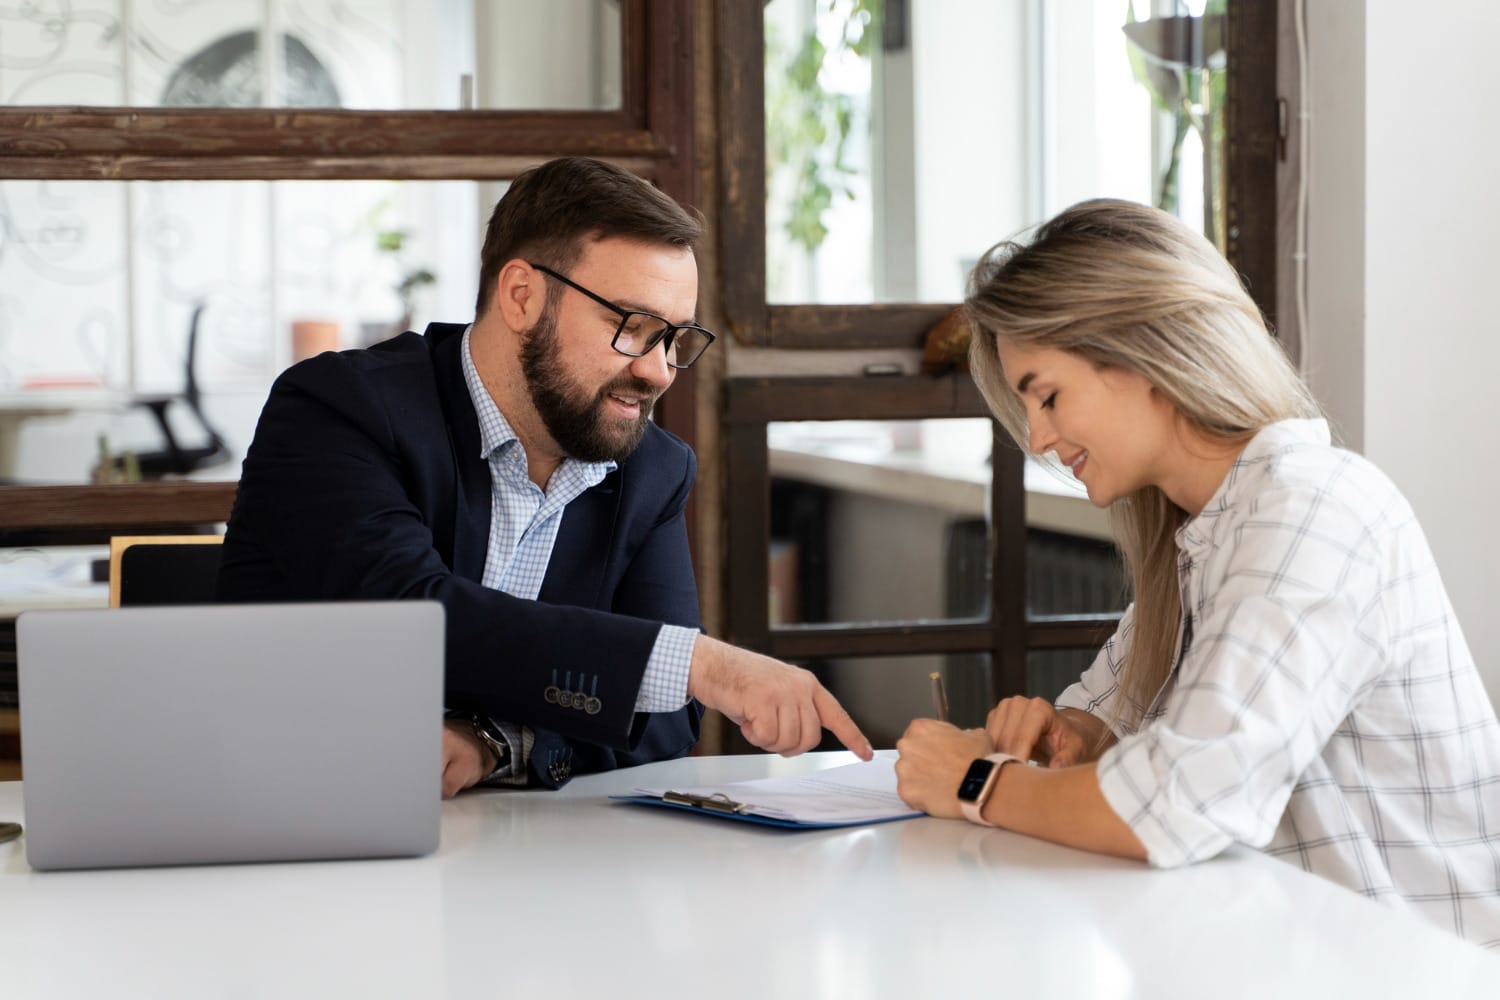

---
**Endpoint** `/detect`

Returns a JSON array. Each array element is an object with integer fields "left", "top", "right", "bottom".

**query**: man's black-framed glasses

[{"left": 529, "top": 263, "right": 717, "bottom": 370}]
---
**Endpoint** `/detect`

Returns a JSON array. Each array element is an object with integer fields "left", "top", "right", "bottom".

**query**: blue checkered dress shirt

[{"left": 459, "top": 328, "right": 697, "bottom": 782}]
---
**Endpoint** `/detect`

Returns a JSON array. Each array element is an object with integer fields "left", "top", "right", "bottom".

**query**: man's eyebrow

[
  {"left": 601, "top": 296, "right": 695, "bottom": 324},
  {"left": 1016, "top": 372, "right": 1036, "bottom": 394},
  {"left": 610, "top": 296, "right": 659, "bottom": 315}
]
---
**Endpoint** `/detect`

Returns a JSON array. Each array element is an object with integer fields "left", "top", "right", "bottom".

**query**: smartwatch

[
  {"left": 466, "top": 715, "right": 512, "bottom": 779},
  {"left": 956, "top": 752, "right": 1021, "bottom": 827}
]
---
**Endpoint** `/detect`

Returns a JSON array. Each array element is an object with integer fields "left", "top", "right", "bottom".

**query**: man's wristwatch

[
  {"left": 956, "top": 752, "right": 1021, "bottom": 827},
  {"left": 466, "top": 715, "right": 512, "bottom": 779}
]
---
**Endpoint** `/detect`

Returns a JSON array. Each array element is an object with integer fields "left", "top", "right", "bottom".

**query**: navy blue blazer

[{"left": 217, "top": 322, "right": 703, "bottom": 786}]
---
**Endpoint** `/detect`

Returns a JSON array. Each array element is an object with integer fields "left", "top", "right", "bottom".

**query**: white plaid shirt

[
  {"left": 460, "top": 328, "right": 697, "bottom": 780},
  {"left": 1058, "top": 419, "right": 1500, "bottom": 948}
]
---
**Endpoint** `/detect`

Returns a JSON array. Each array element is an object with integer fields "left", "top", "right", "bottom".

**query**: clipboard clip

[{"left": 662, "top": 790, "right": 749, "bottom": 815}]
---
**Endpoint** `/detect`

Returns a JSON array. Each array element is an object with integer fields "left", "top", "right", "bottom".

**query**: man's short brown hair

[{"left": 474, "top": 157, "right": 703, "bottom": 318}]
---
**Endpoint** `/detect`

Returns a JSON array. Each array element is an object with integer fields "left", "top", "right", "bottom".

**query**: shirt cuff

[
  {"left": 479, "top": 721, "right": 533, "bottom": 786},
  {"left": 635, "top": 625, "right": 697, "bottom": 713}
]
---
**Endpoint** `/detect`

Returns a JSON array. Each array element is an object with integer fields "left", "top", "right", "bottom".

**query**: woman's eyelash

[{"left": 1040, "top": 392, "right": 1057, "bottom": 410}]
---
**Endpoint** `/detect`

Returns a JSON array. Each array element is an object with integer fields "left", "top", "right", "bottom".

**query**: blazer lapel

[
  {"left": 427, "top": 323, "right": 491, "bottom": 584},
  {"left": 540, "top": 468, "right": 622, "bottom": 609}
]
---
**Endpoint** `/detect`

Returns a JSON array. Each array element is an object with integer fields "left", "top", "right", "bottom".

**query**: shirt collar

[
  {"left": 460, "top": 325, "right": 618, "bottom": 477},
  {"left": 1176, "top": 418, "right": 1330, "bottom": 551}
]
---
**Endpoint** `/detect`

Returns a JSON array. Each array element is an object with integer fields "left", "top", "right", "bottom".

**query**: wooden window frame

[
  {"left": 0, "top": 3, "right": 696, "bottom": 190},
  {"left": 714, "top": 5, "right": 1284, "bottom": 699},
  {"left": 725, "top": 374, "right": 1117, "bottom": 707},
  {"left": 715, "top": 2, "right": 1282, "bottom": 350},
  {"left": 0, "top": 0, "right": 700, "bottom": 542}
]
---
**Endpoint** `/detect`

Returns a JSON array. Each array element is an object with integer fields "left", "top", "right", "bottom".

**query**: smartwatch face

[{"left": 956, "top": 758, "right": 997, "bottom": 803}]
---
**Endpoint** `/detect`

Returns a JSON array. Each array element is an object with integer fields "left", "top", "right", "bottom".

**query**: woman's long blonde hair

[{"left": 966, "top": 199, "right": 1322, "bottom": 729}]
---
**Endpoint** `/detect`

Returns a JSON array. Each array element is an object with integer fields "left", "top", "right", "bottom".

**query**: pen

[{"left": 929, "top": 672, "right": 949, "bottom": 723}]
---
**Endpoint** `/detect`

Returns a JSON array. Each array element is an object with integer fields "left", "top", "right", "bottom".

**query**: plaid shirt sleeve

[
  {"left": 1056, "top": 604, "right": 1137, "bottom": 732},
  {"left": 1096, "top": 483, "right": 1389, "bottom": 868}
]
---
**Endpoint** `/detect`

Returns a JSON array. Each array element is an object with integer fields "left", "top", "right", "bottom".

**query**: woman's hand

[
  {"left": 986, "top": 697, "right": 1093, "bottom": 768},
  {"left": 893, "top": 720, "right": 994, "bottom": 818}
]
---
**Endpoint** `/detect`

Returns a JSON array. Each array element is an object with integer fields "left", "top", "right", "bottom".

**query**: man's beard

[{"left": 520, "top": 307, "right": 657, "bottom": 463}]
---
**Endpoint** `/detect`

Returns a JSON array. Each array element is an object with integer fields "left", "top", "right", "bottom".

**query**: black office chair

[
  {"left": 118, "top": 303, "right": 232, "bottom": 479},
  {"left": 109, "top": 535, "right": 225, "bottom": 607}
]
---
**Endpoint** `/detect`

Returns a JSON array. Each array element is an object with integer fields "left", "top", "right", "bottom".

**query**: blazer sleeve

[
  {"left": 517, "top": 427, "right": 705, "bottom": 785},
  {"left": 219, "top": 351, "right": 665, "bottom": 753},
  {"left": 605, "top": 445, "right": 705, "bottom": 754}
]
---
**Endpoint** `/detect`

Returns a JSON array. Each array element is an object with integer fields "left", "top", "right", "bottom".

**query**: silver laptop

[{"left": 16, "top": 601, "right": 443, "bottom": 870}]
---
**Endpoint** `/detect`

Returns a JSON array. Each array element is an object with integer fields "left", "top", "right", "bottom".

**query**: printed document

[{"left": 622, "top": 757, "right": 920, "bottom": 828}]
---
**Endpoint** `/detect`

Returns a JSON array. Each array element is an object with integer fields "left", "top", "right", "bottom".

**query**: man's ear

[{"left": 494, "top": 259, "right": 545, "bottom": 333}]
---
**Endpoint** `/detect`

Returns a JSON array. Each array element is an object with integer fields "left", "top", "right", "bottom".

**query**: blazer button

[
  {"left": 544, "top": 686, "right": 560, "bottom": 704},
  {"left": 584, "top": 696, "right": 602, "bottom": 715},
  {"left": 557, "top": 689, "right": 574, "bottom": 709}
]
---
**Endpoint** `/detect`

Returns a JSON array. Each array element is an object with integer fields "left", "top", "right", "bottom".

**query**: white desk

[
  {"left": 1, "top": 752, "right": 1496, "bottom": 998},
  {"left": 0, "top": 546, "right": 108, "bottom": 618}
]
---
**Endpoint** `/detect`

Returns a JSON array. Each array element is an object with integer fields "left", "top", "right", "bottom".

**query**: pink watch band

[{"left": 959, "top": 752, "right": 1021, "bottom": 827}]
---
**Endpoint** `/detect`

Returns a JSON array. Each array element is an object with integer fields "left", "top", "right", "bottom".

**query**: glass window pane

[
  {"left": 765, "top": 418, "right": 1123, "bottom": 626},
  {"left": 768, "top": 418, "right": 992, "bottom": 628},
  {"left": 1024, "top": 455, "right": 1128, "bottom": 619},
  {"left": 764, "top": 0, "right": 1226, "bottom": 303},
  {"left": 1027, "top": 647, "right": 1106, "bottom": 704},
  {"left": 0, "top": 1, "right": 622, "bottom": 111},
  {"left": 808, "top": 653, "right": 992, "bottom": 749},
  {"left": 0, "top": 178, "right": 487, "bottom": 484}
]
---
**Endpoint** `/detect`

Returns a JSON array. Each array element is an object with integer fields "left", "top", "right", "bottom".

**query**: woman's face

[{"left": 995, "top": 340, "right": 1179, "bottom": 507}]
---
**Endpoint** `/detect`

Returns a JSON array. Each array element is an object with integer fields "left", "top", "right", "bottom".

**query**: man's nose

[{"left": 628, "top": 336, "right": 675, "bottom": 389}]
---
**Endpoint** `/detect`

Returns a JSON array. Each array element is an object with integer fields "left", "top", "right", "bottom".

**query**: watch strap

[
  {"left": 467, "top": 715, "right": 512, "bottom": 780},
  {"left": 959, "top": 752, "right": 1021, "bottom": 827}
]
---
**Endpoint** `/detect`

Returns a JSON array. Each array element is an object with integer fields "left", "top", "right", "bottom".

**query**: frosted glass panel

[
  {"left": 0, "top": 182, "right": 129, "bottom": 390},
  {"left": 0, "top": 1, "right": 621, "bottom": 110},
  {"left": 0, "top": 178, "right": 487, "bottom": 484}
]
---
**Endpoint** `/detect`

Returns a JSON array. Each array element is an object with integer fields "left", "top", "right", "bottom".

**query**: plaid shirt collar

[{"left": 1178, "top": 418, "right": 1330, "bottom": 552}]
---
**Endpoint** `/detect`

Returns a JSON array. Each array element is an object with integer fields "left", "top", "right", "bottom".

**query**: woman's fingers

[{"left": 986, "top": 696, "right": 1094, "bottom": 766}]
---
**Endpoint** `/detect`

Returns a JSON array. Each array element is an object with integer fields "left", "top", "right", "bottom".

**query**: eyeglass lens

[{"left": 615, "top": 314, "right": 709, "bottom": 368}]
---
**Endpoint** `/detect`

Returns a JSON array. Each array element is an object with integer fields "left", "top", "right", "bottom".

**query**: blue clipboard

[{"left": 610, "top": 789, "right": 921, "bottom": 830}]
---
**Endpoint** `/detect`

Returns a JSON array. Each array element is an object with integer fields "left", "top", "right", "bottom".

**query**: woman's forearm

[{"left": 983, "top": 760, "right": 1147, "bottom": 861}]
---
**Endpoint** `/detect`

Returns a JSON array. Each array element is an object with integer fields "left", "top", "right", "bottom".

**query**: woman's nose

[{"left": 1028, "top": 412, "right": 1056, "bottom": 456}]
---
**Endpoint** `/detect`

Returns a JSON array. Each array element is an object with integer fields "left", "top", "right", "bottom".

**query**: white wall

[{"left": 1305, "top": 1, "right": 1500, "bottom": 708}]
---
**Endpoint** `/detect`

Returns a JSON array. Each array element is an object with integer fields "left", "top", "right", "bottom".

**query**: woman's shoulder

[{"left": 1224, "top": 423, "right": 1415, "bottom": 541}]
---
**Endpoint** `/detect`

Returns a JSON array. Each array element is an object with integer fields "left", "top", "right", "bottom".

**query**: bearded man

[{"left": 218, "top": 157, "right": 870, "bottom": 796}]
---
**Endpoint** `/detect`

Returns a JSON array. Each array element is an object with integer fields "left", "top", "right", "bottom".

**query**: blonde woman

[{"left": 894, "top": 199, "right": 1500, "bottom": 948}]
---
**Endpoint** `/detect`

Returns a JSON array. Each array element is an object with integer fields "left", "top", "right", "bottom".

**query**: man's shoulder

[
  {"left": 293, "top": 325, "right": 452, "bottom": 375},
  {"left": 626, "top": 421, "right": 696, "bottom": 474},
  {"left": 278, "top": 324, "right": 465, "bottom": 399}
]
